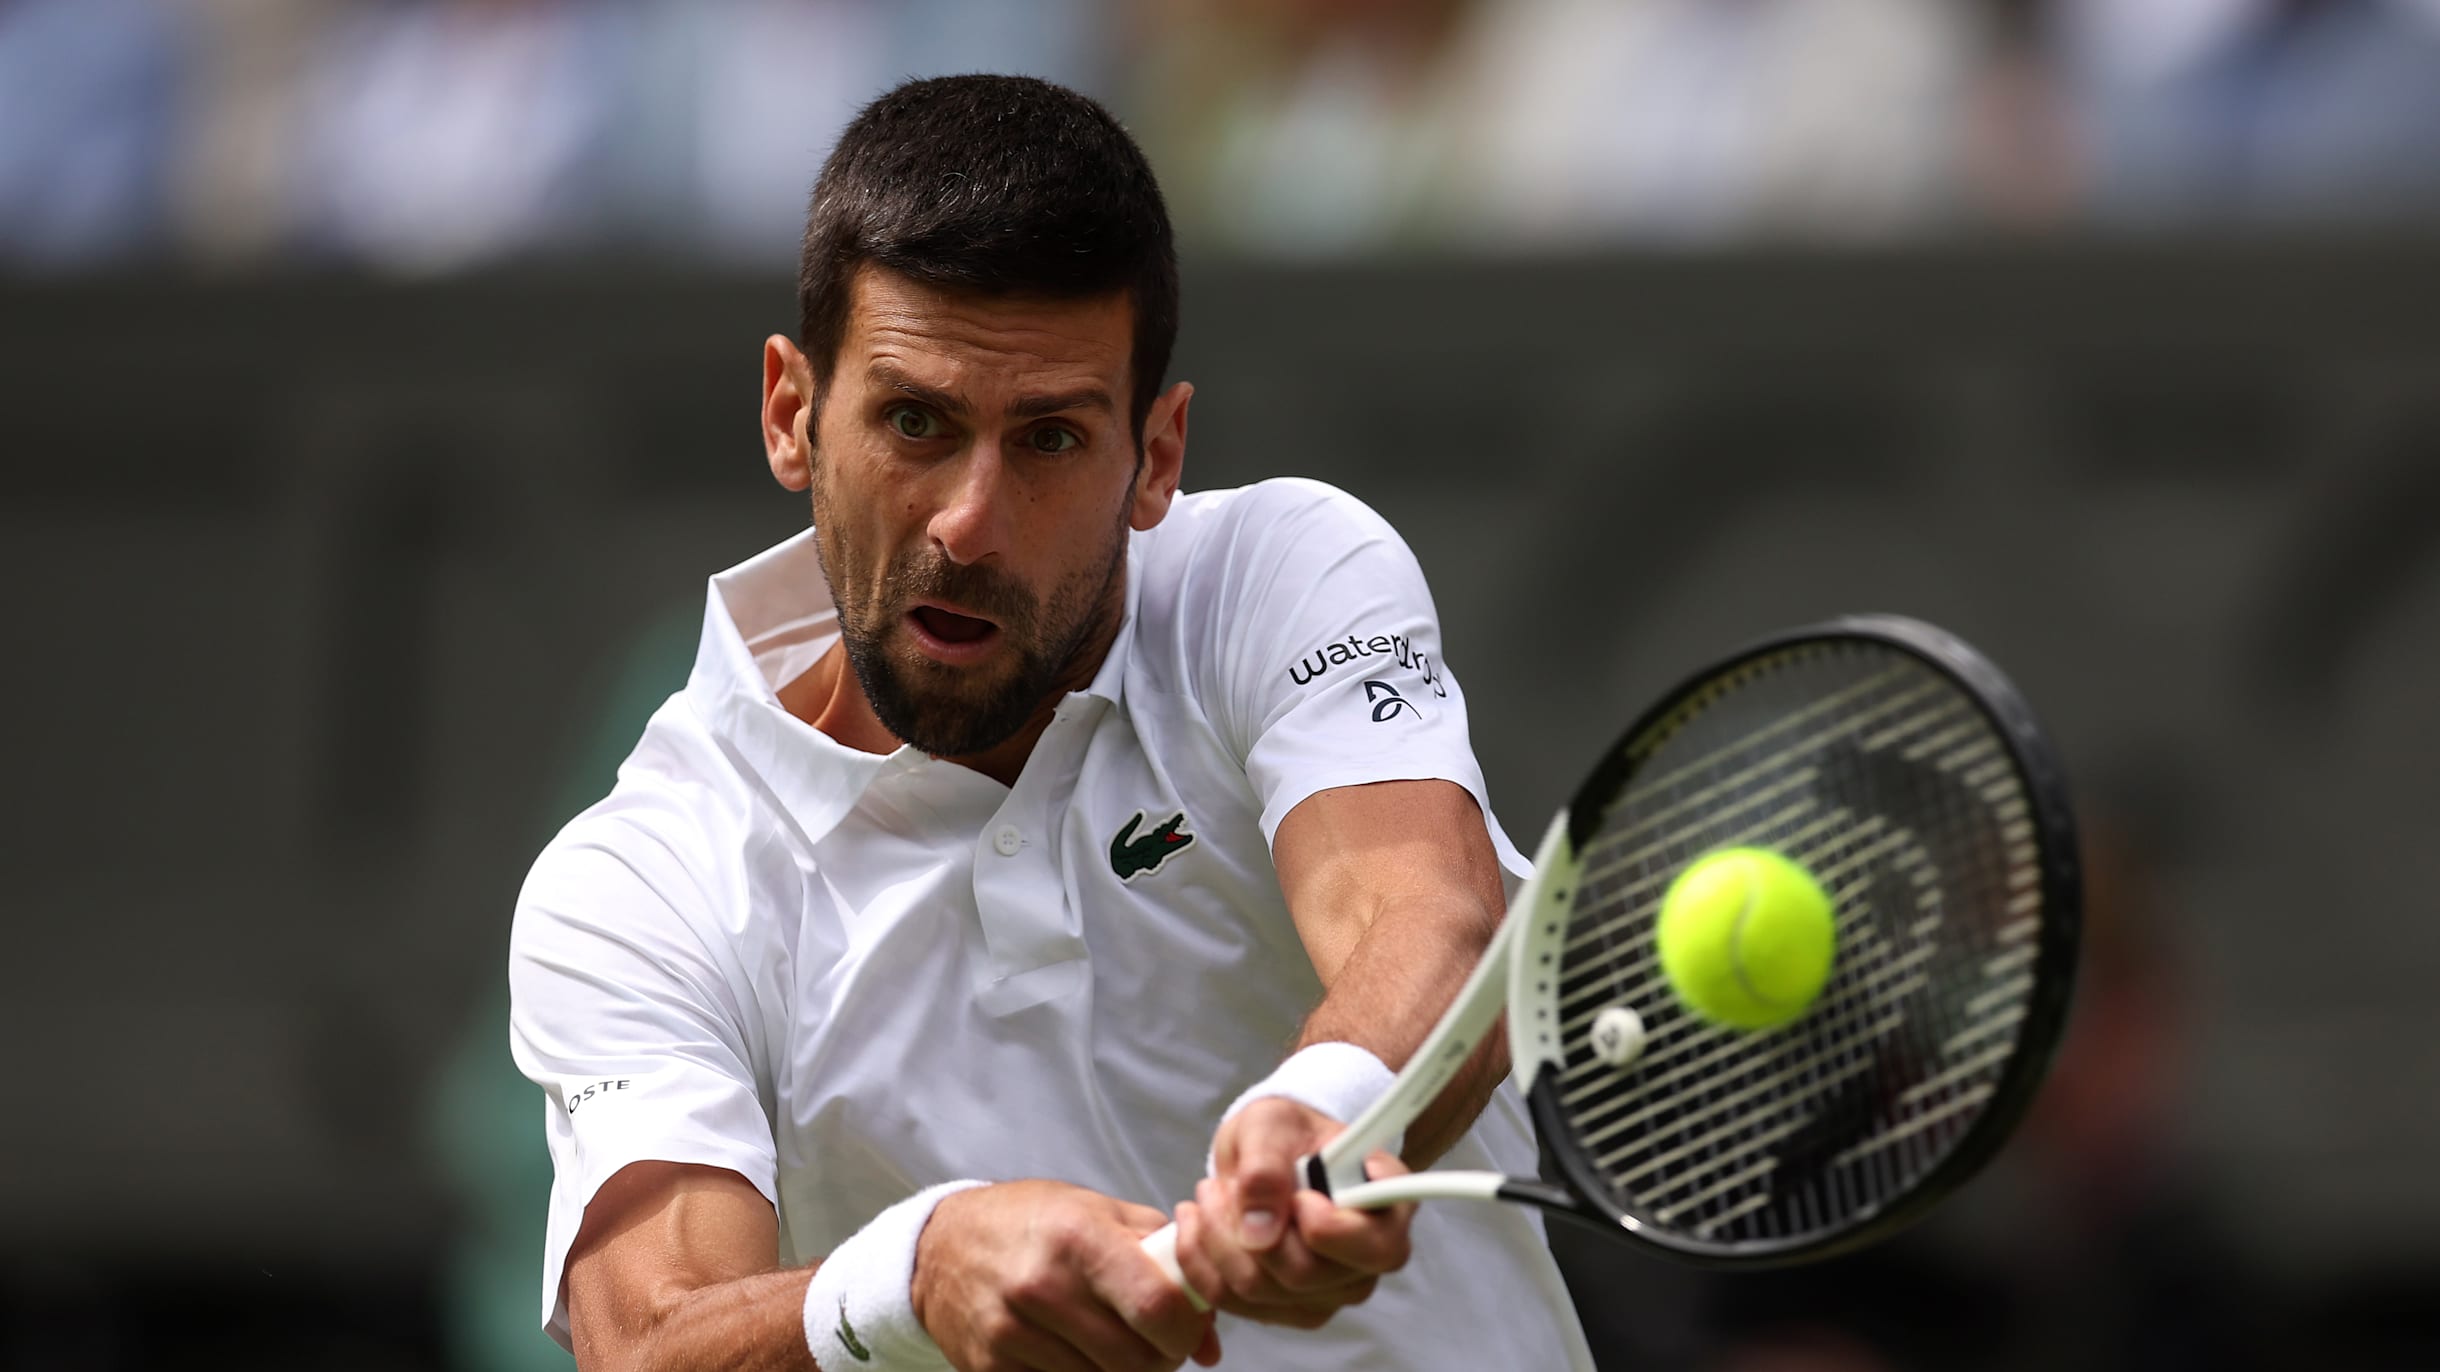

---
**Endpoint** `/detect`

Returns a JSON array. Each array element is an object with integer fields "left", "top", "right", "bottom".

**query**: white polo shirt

[{"left": 509, "top": 477, "right": 1594, "bottom": 1371}]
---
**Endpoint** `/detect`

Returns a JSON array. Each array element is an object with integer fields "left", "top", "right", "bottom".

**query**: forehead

[{"left": 840, "top": 266, "right": 1134, "bottom": 394}]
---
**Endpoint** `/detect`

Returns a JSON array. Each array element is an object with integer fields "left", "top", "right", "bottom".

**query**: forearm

[
  {"left": 577, "top": 1266, "right": 817, "bottom": 1372},
  {"left": 1268, "top": 779, "right": 1515, "bottom": 1167},
  {"left": 1296, "top": 893, "right": 1507, "bottom": 1167}
]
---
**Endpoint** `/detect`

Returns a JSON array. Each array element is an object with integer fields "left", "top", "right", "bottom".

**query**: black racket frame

[{"left": 1513, "top": 614, "right": 2085, "bottom": 1268}]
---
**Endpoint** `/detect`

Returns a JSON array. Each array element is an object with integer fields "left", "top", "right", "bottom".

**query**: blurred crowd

[{"left": 4, "top": 0, "right": 2439, "bottom": 272}]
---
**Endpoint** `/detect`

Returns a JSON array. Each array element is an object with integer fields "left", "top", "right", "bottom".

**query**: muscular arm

[
  {"left": 565, "top": 1163, "right": 812, "bottom": 1372},
  {"left": 1168, "top": 778, "right": 1509, "bottom": 1325},
  {"left": 1272, "top": 776, "right": 1511, "bottom": 1166},
  {"left": 565, "top": 1163, "right": 1212, "bottom": 1372}
]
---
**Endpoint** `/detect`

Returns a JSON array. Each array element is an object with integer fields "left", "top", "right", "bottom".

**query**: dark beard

[{"left": 814, "top": 485, "right": 1130, "bottom": 758}]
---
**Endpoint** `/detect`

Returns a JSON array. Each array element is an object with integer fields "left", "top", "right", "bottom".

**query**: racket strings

[
  {"left": 1544, "top": 642, "right": 2048, "bottom": 1251},
  {"left": 1651, "top": 714, "right": 2002, "bottom": 1233}
]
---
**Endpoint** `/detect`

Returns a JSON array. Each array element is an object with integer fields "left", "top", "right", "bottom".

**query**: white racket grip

[{"left": 1137, "top": 1223, "right": 1209, "bottom": 1311}]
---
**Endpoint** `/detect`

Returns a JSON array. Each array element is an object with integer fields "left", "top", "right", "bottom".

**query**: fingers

[
  {"left": 1171, "top": 1197, "right": 1227, "bottom": 1320},
  {"left": 976, "top": 1321, "right": 1103, "bottom": 1372},
  {"left": 1286, "top": 1191, "right": 1404, "bottom": 1289},
  {"left": 1008, "top": 1279, "right": 1180, "bottom": 1372},
  {"left": 1179, "top": 1147, "right": 1422, "bottom": 1332},
  {"left": 1217, "top": 1097, "right": 1315, "bottom": 1251},
  {"left": 1197, "top": 1099, "right": 1420, "bottom": 1331},
  {"left": 1159, "top": 1208, "right": 1229, "bottom": 1364},
  {"left": 1182, "top": 1177, "right": 1377, "bottom": 1329},
  {"left": 1295, "top": 1151, "right": 1416, "bottom": 1275},
  {"left": 915, "top": 1179, "right": 1212, "bottom": 1372},
  {"left": 1085, "top": 1218, "right": 1215, "bottom": 1364}
]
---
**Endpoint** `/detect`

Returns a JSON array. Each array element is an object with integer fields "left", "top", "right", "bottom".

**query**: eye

[
  {"left": 1029, "top": 426, "right": 1082, "bottom": 454},
  {"left": 887, "top": 405, "right": 941, "bottom": 440}
]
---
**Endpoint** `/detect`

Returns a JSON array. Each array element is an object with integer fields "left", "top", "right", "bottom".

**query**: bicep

[
  {"left": 1270, "top": 778, "right": 1508, "bottom": 988},
  {"left": 512, "top": 831, "right": 783, "bottom": 1346},
  {"left": 565, "top": 1162, "right": 780, "bottom": 1369}
]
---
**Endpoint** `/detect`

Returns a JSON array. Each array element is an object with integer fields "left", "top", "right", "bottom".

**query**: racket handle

[{"left": 1137, "top": 1223, "right": 1210, "bottom": 1312}]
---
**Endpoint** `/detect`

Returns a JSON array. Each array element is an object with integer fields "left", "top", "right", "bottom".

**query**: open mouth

[{"left": 907, "top": 603, "right": 1002, "bottom": 659}]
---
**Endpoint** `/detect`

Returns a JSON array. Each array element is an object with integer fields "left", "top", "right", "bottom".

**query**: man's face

[{"left": 802, "top": 268, "right": 1150, "bottom": 756}]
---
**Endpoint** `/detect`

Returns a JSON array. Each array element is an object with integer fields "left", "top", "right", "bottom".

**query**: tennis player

[{"left": 510, "top": 75, "right": 1593, "bottom": 1372}]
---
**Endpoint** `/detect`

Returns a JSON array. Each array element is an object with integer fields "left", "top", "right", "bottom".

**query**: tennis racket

[{"left": 1144, "top": 614, "right": 2079, "bottom": 1290}]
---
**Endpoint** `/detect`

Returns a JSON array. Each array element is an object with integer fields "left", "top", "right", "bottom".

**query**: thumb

[{"left": 1225, "top": 1097, "right": 1325, "bottom": 1251}]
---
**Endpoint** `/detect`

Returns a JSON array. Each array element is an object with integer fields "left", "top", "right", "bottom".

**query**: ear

[
  {"left": 763, "top": 335, "right": 817, "bottom": 492},
  {"left": 1129, "top": 380, "right": 1192, "bottom": 532}
]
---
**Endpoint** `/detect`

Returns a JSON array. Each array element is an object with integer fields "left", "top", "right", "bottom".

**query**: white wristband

[
  {"left": 1212, "top": 1042, "right": 1399, "bottom": 1172},
  {"left": 804, "top": 1179, "right": 987, "bottom": 1371}
]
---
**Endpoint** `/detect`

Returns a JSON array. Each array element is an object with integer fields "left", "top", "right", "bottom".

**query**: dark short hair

[{"left": 797, "top": 75, "right": 1179, "bottom": 440}]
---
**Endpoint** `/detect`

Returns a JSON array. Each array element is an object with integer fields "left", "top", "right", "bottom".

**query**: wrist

[
  {"left": 803, "top": 1179, "right": 987, "bottom": 1370},
  {"left": 1216, "top": 1041, "right": 1399, "bottom": 1163},
  {"left": 905, "top": 1184, "right": 979, "bottom": 1345}
]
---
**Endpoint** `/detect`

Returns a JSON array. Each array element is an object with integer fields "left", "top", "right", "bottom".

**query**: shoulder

[
  {"left": 1125, "top": 478, "right": 1436, "bottom": 744},
  {"left": 1145, "top": 478, "right": 1403, "bottom": 567},
  {"left": 1135, "top": 478, "right": 1413, "bottom": 620},
  {"left": 512, "top": 697, "right": 765, "bottom": 962}
]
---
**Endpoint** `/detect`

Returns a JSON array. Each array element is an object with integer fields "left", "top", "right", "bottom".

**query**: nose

[{"left": 926, "top": 441, "right": 1014, "bottom": 566}]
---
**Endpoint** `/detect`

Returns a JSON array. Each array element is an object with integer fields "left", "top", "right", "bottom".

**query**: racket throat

[
  {"left": 1303, "top": 1155, "right": 1576, "bottom": 1218},
  {"left": 1302, "top": 1152, "right": 1335, "bottom": 1198},
  {"left": 1491, "top": 1178, "right": 1582, "bottom": 1217}
]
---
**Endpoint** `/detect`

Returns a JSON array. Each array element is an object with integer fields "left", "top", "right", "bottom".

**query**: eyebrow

[{"left": 867, "top": 361, "right": 1114, "bottom": 423}]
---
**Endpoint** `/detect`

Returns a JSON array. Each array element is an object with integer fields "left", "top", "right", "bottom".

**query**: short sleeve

[
  {"left": 1201, "top": 480, "right": 1525, "bottom": 873},
  {"left": 508, "top": 824, "right": 778, "bottom": 1349}
]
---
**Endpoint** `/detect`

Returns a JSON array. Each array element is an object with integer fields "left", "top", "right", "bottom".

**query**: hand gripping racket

[{"left": 1144, "top": 614, "right": 2079, "bottom": 1290}]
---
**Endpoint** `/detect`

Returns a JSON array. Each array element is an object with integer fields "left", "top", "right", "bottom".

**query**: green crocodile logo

[
  {"left": 1110, "top": 810, "right": 1195, "bottom": 881},
  {"left": 836, "top": 1300, "right": 871, "bottom": 1362}
]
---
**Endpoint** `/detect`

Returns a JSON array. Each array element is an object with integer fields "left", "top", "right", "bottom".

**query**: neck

[{"left": 779, "top": 574, "right": 1127, "bottom": 789}]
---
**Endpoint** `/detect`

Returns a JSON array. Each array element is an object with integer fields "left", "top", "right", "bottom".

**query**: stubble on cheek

[
  {"left": 803, "top": 445, "right": 1132, "bottom": 755},
  {"left": 808, "top": 484, "right": 1043, "bottom": 751}
]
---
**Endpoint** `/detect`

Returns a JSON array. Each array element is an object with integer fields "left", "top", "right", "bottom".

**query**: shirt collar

[
  {"left": 1080, "top": 536, "right": 1142, "bottom": 711},
  {"left": 683, "top": 528, "right": 1142, "bottom": 839},
  {"left": 687, "top": 530, "right": 903, "bottom": 842}
]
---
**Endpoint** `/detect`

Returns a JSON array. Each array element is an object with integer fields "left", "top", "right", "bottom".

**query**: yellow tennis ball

[{"left": 1655, "top": 847, "right": 1837, "bottom": 1031}]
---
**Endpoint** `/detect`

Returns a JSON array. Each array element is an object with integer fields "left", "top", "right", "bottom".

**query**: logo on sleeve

[
  {"left": 1363, "top": 680, "right": 1420, "bottom": 722},
  {"left": 565, "top": 1078, "right": 632, "bottom": 1114},
  {"left": 1286, "top": 631, "right": 1447, "bottom": 698},
  {"left": 1110, "top": 810, "right": 1195, "bottom": 881}
]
